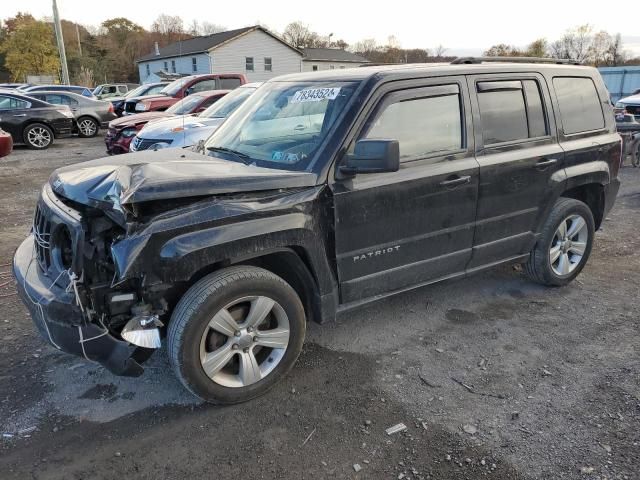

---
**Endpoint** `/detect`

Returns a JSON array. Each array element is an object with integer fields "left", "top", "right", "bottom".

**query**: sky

[{"left": 4, "top": 0, "right": 640, "bottom": 56}]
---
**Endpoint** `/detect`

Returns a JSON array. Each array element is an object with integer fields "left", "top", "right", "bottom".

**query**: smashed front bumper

[{"left": 12, "top": 235, "right": 144, "bottom": 377}]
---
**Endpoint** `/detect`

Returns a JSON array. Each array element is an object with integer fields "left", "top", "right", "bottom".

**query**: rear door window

[
  {"left": 553, "top": 77, "right": 604, "bottom": 134},
  {"left": 0, "top": 96, "right": 30, "bottom": 110},
  {"left": 477, "top": 79, "right": 549, "bottom": 145},
  {"left": 218, "top": 78, "right": 242, "bottom": 89},
  {"left": 191, "top": 79, "right": 217, "bottom": 93}
]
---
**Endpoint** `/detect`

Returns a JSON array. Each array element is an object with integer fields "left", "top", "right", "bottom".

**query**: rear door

[
  {"left": 331, "top": 77, "right": 479, "bottom": 303},
  {"left": 466, "top": 73, "right": 565, "bottom": 269}
]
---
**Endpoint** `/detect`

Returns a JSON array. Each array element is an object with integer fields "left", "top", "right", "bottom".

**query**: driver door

[{"left": 331, "top": 78, "right": 479, "bottom": 304}]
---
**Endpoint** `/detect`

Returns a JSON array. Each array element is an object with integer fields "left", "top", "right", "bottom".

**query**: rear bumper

[
  {"left": 12, "top": 235, "right": 144, "bottom": 377},
  {"left": 52, "top": 118, "right": 74, "bottom": 138}
]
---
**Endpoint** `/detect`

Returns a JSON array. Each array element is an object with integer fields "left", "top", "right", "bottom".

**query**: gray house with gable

[{"left": 136, "top": 26, "right": 303, "bottom": 83}]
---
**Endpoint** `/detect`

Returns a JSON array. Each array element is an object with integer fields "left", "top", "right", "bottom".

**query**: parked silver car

[
  {"left": 130, "top": 83, "right": 261, "bottom": 152},
  {"left": 26, "top": 91, "right": 117, "bottom": 137}
]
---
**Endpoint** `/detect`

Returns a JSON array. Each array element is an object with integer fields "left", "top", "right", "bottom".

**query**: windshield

[
  {"left": 160, "top": 78, "right": 190, "bottom": 96},
  {"left": 200, "top": 87, "right": 256, "bottom": 119},
  {"left": 204, "top": 81, "right": 358, "bottom": 170},
  {"left": 166, "top": 94, "right": 206, "bottom": 115},
  {"left": 126, "top": 84, "right": 160, "bottom": 98}
]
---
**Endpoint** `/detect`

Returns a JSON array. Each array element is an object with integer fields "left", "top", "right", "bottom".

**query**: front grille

[
  {"left": 624, "top": 104, "right": 640, "bottom": 116},
  {"left": 32, "top": 186, "right": 84, "bottom": 287},
  {"left": 33, "top": 203, "right": 52, "bottom": 272},
  {"left": 132, "top": 137, "right": 171, "bottom": 151}
]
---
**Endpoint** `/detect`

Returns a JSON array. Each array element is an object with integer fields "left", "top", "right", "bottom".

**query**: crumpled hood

[
  {"left": 49, "top": 150, "right": 318, "bottom": 224},
  {"left": 109, "top": 112, "right": 172, "bottom": 129},
  {"left": 138, "top": 115, "right": 225, "bottom": 140}
]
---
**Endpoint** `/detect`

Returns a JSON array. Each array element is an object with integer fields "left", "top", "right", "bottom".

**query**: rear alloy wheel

[
  {"left": 168, "top": 266, "right": 306, "bottom": 404},
  {"left": 524, "top": 197, "right": 595, "bottom": 286},
  {"left": 549, "top": 214, "right": 589, "bottom": 277},
  {"left": 23, "top": 123, "right": 53, "bottom": 149},
  {"left": 77, "top": 117, "right": 99, "bottom": 138}
]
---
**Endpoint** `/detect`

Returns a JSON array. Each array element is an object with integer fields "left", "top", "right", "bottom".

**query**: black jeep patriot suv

[{"left": 13, "top": 59, "right": 621, "bottom": 404}]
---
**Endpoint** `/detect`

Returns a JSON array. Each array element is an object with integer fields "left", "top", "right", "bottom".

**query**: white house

[
  {"left": 136, "top": 26, "right": 303, "bottom": 83},
  {"left": 301, "top": 48, "right": 370, "bottom": 72}
]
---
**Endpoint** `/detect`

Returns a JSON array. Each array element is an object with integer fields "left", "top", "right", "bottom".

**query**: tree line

[
  {"left": 1, "top": 14, "right": 638, "bottom": 86},
  {"left": 484, "top": 25, "right": 637, "bottom": 66}
]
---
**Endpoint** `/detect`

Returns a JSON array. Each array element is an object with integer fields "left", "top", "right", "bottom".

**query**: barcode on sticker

[{"left": 291, "top": 87, "right": 341, "bottom": 103}]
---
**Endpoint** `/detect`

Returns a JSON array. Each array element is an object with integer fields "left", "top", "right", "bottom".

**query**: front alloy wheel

[
  {"left": 168, "top": 266, "right": 306, "bottom": 404},
  {"left": 199, "top": 296, "right": 290, "bottom": 387}
]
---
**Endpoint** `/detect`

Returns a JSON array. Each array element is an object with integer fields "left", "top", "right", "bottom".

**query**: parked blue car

[{"left": 19, "top": 84, "right": 96, "bottom": 98}]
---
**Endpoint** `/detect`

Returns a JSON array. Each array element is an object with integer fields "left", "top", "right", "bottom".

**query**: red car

[
  {"left": 105, "top": 90, "right": 229, "bottom": 154},
  {"left": 0, "top": 128, "right": 13, "bottom": 158},
  {"left": 122, "top": 74, "right": 246, "bottom": 115}
]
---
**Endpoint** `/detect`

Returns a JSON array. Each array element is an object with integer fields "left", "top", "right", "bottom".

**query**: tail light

[{"left": 108, "top": 103, "right": 114, "bottom": 113}]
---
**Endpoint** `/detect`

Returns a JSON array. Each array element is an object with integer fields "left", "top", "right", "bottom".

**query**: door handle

[
  {"left": 439, "top": 175, "right": 471, "bottom": 188},
  {"left": 293, "top": 125, "right": 306, "bottom": 131},
  {"left": 535, "top": 158, "right": 558, "bottom": 169},
  {"left": 13, "top": 114, "right": 26, "bottom": 117}
]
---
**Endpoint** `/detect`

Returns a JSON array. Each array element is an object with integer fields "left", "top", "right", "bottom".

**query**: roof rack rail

[{"left": 451, "top": 56, "right": 582, "bottom": 66}]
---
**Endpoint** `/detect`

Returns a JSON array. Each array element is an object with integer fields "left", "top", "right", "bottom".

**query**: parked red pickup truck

[{"left": 122, "top": 74, "right": 246, "bottom": 115}]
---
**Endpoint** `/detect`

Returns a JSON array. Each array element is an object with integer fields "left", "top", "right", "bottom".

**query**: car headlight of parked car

[
  {"left": 135, "top": 103, "right": 148, "bottom": 112},
  {"left": 120, "top": 128, "right": 138, "bottom": 138}
]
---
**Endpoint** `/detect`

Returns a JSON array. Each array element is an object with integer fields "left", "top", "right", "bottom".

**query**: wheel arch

[
  {"left": 184, "top": 247, "right": 327, "bottom": 325},
  {"left": 561, "top": 162, "right": 610, "bottom": 230}
]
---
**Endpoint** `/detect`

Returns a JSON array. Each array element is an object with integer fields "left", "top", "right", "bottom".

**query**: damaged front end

[
  {"left": 12, "top": 182, "right": 165, "bottom": 376},
  {"left": 13, "top": 150, "right": 320, "bottom": 376}
]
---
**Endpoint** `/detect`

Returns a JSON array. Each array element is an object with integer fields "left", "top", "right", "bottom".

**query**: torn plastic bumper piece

[{"left": 12, "top": 235, "right": 144, "bottom": 377}]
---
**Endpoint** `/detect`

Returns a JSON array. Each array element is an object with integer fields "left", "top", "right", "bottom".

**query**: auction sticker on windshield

[{"left": 291, "top": 87, "right": 341, "bottom": 103}]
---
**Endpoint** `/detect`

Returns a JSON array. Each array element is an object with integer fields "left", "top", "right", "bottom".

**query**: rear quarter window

[{"left": 553, "top": 77, "right": 605, "bottom": 135}]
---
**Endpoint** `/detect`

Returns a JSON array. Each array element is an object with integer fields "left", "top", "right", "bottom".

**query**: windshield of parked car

[
  {"left": 125, "top": 84, "right": 161, "bottom": 98},
  {"left": 166, "top": 94, "right": 207, "bottom": 115},
  {"left": 160, "top": 78, "right": 190, "bottom": 96},
  {"left": 200, "top": 87, "right": 256, "bottom": 119},
  {"left": 204, "top": 81, "right": 358, "bottom": 171}
]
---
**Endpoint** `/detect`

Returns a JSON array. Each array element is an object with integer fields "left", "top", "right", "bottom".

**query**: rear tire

[
  {"left": 524, "top": 197, "right": 595, "bottom": 286},
  {"left": 167, "top": 266, "right": 306, "bottom": 404},
  {"left": 23, "top": 123, "right": 53, "bottom": 150}
]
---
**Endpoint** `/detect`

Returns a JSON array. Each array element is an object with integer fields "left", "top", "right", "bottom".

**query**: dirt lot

[{"left": 0, "top": 137, "right": 638, "bottom": 480}]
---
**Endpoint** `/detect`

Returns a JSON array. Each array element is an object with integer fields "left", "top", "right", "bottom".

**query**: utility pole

[
  {"left": 52, "top": 0, "right": 70, "bottom": 85},
  {"left": 75, "top": 23, "right": 82, "bottom": 56}
]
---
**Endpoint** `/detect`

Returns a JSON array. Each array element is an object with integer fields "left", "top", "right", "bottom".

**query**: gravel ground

[{"left": 0, "top": 137, "right": 638, "bottom": 480}]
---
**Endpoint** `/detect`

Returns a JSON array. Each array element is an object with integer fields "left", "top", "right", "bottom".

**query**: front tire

[
  {"left": 23, "top": 123, "right": 53, "bottom": 149},
  {"left": 167, "top": 266, "right": 306, "bottom": 404},
  {"left": 77, "top": 116, "right": 99, "bottom": 138},
  {"left": 525, "top": 197, "right": 595, "bottom": 286}
]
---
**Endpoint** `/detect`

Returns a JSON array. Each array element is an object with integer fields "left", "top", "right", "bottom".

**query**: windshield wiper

[{"left": 207, "top": 146, "right": 253, "bottom": 165}]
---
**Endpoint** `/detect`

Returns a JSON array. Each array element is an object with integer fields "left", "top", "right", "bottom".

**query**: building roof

[
  {"left": 137, "top": 26, "right": 301, "bottom": 63},
  {"left": 301, "top": 48, "right": 370, "bottom": 63}
]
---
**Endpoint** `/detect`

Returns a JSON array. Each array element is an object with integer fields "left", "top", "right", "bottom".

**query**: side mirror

[
  {"left": 184, "top": 88, "right": 192, "bottom": 97},
  {"left": 340, "top": 139, "right": 400, "bottom": 175}
]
